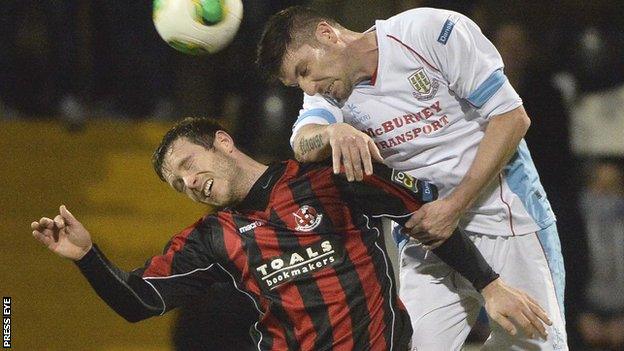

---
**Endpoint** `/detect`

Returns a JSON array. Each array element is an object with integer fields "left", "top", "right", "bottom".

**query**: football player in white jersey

[{"left": 257, "top": 6, "right": 568, "bottom": 350}]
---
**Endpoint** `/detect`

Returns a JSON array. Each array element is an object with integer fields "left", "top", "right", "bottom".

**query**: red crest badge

[{"left": 293, "top": 205, "right": 323, "bottom": 232}]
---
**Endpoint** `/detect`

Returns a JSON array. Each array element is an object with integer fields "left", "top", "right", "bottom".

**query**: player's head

[
  {"left": 152, "top": 117, "right": 245, "bottom": 207},
  {"left": 257, "top": 6, "right": 357, "bottom": 104}
]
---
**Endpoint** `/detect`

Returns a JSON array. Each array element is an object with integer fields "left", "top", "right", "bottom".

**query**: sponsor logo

[
  {"left": 293, "top": 205, "right": 323, "bottom": 232},
  {"left": 392, "top": 170, "right": 420, "bottom": 194},
  {"left": 437, "top": 19, "right": 455, "bottom": 44},
  {"left": 391, "top": 170, "right": 437, "bottom": 202},
  {"left": 239, "top": 220, "right": 264, "bottom": 234},
  {"left": 254, "top": 240, "right": 343, "bottom": 290},
  {"left": 408, "top": 68, "right": 439, "bottom": 101},
  {"left": 346, "top": 103, "right": 371, "bottom": 124}
]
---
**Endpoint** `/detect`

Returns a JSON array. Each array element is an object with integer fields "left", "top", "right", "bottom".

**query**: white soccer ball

[{"left": 153, "top": 0, "right": 243, "bottom": 55}]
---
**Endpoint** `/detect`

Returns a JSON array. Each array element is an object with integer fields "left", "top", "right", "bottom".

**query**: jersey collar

[{"left": 235, "top": 162, "right": 287, "bottom": 212}]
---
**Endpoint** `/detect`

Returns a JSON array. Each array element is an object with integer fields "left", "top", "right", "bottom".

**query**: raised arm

[
  {"left": 293, "top": 122, "right": 382, "bottom": 181},
  {"left": 31, "top": 207, "right": 222, "bottom": 323},
  {"left": 31, "top": 205, "right": 162, "bottom": 322}
]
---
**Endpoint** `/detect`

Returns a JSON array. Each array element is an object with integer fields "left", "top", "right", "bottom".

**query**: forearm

[
  {"left": 448, "top": 106, "right": 530, "bottom": 211},
  {"left": 75, "top": 244, "right": 163, "bottom": 322},
  {"left": 293, "top": 124, "right": 333, "bottom": 162},
  {"left": 432, "top": 229, "right": 499, "bottom": 291}
]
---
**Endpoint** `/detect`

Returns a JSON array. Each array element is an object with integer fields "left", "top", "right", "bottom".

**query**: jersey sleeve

[
  {"left": 332, "top": 164, "right": 499, "bottom": 291},
  {"left": 332, "top": 163, "right": 437, "bottom": 224},
  {"left": 290, "top": 93, "right": 345, "bottom": 148},
  {"left": 74, "top": 220, "right": 229, "bottom": 322},
  {"left": 397, "top": 8, "right": 522, "bottom": 118}
]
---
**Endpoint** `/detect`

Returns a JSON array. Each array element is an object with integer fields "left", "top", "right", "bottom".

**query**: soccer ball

[{"left": 153, "top": 0, "right": 243, "bottom": 55}]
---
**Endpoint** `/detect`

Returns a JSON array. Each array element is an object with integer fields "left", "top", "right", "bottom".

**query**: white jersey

[{"left": 291, "top": 8, "right": 555, "bottom": 236}]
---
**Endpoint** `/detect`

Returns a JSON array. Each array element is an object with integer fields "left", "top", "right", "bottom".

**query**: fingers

[
  {"left": 515, "top": 312, "right": 543, "bottom": 339},
  {"left": 33, "top": 217, "right": 59, "bottom": 241},
  {"left": 492, "top": 314, "right": 518, "bottom": 336},
  {"left": 331, "top": 141, "right": 342, "bottom": 175},
  {"left": 31, "top": 221, "right": 41, "bottom": 231},
  {"left": 526, "top": 294, "right": 552, "bottom": 326},
  {"left": 503, "top": 300, "right": 547, "bottom": 339},
  {"left": 54, "top": 215, "right": 65, "bottom": 230},
  {"left": 404, "top": 210, "right": 424, "bottom": 231},
  {"left": 368, "top": 139, "right": 384, "bottom": 163},
  {"left": 339, "top": 143, "right": 356, "bottom": 181},
  {"left": 330, "top": 130, "right": 375, "bottom": 181},
  {"left": 348, "top": 142, "right": 364, "bottom": 181},
  {"left": 359, "top": 139, "right": 373, "bottom": 176},
  {"left": 514, "top": 300, "right": 547, "bottom": 338},
  {"left": 60, "top": 205, "right": 77, "bottom": 224},
  {"left": 38, "top": 217, "right": 55, "bottom": 230},
  {"left": 32, "top": 230, "right": 54, "bottom": 247},
  {"left": 32, "top": 206, "right": 73, "bottom": 245}
]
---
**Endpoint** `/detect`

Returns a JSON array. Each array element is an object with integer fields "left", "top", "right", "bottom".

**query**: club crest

[
  {"left": 293, "top": 205, "right": 323, "bottom": 232},
  {"left": 409, "top": 68, "right": 439, "bottom": 101}
]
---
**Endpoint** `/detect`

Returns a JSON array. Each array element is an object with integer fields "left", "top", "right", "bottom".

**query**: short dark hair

[
  {"left": 256, "top": 6, "right": 340, "bottom": 82},
  {"left": 152, "top": 117, "right": 228, "bottom": 181}
]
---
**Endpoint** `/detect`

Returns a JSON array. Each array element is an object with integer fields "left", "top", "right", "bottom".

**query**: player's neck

[
  {"left": 233, "top": 152, "right": 269, "bottom": 201},
  {"left": 349, "top": 30, "right": 378, "bottom": 84}
]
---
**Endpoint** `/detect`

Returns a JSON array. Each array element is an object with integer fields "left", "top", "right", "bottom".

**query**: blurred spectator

[
  {"left": 552, "top": 2, "right": 624, "bottom": 157},
  {"left": 0, "top": 0, "right": 176, "bottom": 121},
  {"left": 48, "top": 1, "right": 90, "bottom": 129},
  {"left": 0, "top": 0, "right": 91, "bottom": 121},
  {"left": 0, "top": 1, "right": 20, "bottom": 118},
  {"left": 578, "top": 160, "right": 624, "bottom": 351}
]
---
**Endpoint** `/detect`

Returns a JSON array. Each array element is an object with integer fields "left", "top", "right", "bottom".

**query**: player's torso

[
  {"left": 341, "top": 29, "right": 486, "bottom": 196},
  {"left": 329, "top": 20, "right": 549, "bottom": 236},
  {"left": 214, "top": 170, "right": 405, "bottom": 349}
]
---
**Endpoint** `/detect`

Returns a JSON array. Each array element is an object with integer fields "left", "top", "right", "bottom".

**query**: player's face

[
  {"left": 162, "top": 137, "right": 238, "bottom": 207},
  {"left": 280, "top": 41, "right": 356, "bottom": 104}
]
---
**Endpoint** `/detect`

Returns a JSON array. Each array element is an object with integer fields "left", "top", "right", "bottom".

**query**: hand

[
  {"left": 481, "top": 278, "right": 552, "bottom": 339},
  {"left": 403, "top": 198, "right": 462, "bottom": 249},
  {"left": 31, "top": 205, "right": 92, "bottom": 260},
  {"left": 327, "top": 123, "right": 383, "bottom": 181}
]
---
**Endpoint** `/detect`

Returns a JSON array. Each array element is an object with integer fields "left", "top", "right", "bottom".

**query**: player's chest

[
  {"left": 226, "top": 209, "right": 350, "bottom": 293},
  {"left": 343, "top": 66, "right": 462, "bottom": 139}
]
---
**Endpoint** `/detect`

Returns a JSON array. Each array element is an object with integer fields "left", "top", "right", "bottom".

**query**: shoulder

[
  {"left": 164, "top": 217, "right": 212, "bottom": 252},
  {"left": 381, "top": 7, "right": 468, "bottom": 47},
  {"left": 290, "top": 160, "right": 333, "bottom": 178},
  {"left": 383, "top": 8, "right": 461, "bottom": 34},
  {"left": 276, "top": 160, "right": 335, "bottom": 188}
]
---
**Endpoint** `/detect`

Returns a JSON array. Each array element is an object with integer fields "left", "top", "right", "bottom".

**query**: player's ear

[
  {"left": 315, "top": 21, "right": 338, "bottom": 45},
  {"left": 214, "top": 130, "right": 235, "bottom": 153}
]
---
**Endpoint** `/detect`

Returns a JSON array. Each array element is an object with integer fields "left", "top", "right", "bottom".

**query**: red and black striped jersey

[{"left": 76, "top": 160, "right": 495, "bottom": 351}]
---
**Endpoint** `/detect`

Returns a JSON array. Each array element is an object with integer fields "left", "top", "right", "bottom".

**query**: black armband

[{"left": 432, "top": 229, "right": 499, "bottom": 291}]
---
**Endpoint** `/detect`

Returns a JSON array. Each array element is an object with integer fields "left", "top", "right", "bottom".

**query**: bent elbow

[
  {"left": 121, "top": 312, "right": 151, "bottom": 323},
  {"left": 293, "top": 148, "right": 308, "bottom": 163},
  {"left": 521, "top": 112, "right": 531, "bottom": 132},
  {"left": 110, "top": 305, "right": 157, "bottom": 323}
]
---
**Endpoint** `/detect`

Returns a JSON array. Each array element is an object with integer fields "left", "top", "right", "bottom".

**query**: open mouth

[{"left": 203, "top": 179, "right": 214, "bottom": 198}]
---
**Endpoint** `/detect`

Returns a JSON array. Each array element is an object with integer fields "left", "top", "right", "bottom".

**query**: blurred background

[{"left": 1, "top": 0, "right": 623, "bottom": 350}]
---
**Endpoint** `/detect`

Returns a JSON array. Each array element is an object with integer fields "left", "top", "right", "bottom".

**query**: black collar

[{"left": 234, "top": 162, "right": 286, "bottom": 212}]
